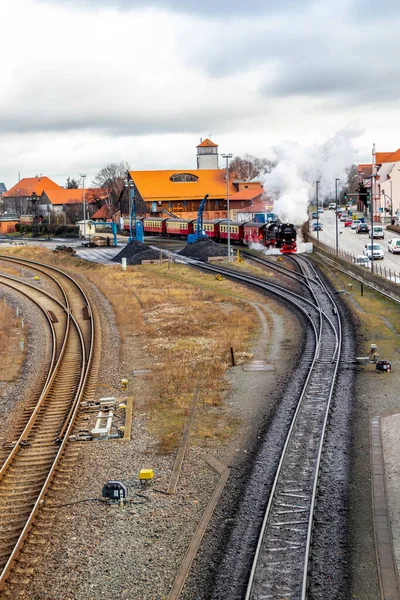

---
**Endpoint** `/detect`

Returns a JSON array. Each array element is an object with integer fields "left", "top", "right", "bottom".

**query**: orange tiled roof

[
  {"left": 380, "top": 148, "right": 400, "bottom": 162},
  {"left": 43, "top": 189, "right": 107, "bottom": 205},
  {"left": 92, "top": 204, "right": 112, "bottom": 220},
  {"left": 376, "top": 151, "right": 396, "bottom": 163},
  {"left": 4, "top": 176, "right": 60, "bottom": 197},
  {"left": 197, "top": 138, "right": 218, "bottom": 148},
  {"left": 129, "top": 169, "right": 236, "bottom": 201},
  {"left": 230, "top": 188, "right": 263, "bottom": 201}
]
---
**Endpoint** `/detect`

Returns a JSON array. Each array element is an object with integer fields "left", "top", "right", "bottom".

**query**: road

[{"left": 310, "top": 208, "right": 400, "bottom": 273}]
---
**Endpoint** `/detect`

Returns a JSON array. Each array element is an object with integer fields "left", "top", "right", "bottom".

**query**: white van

[{"left": 369, "top": 226, "right": 385, "bottom": 239}]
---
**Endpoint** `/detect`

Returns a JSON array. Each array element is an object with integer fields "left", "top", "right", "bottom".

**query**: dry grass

[
  {"left": 319, "top": 265, "right": 400, "bottom": 361},
  {"left": 0, "top": 248, "right": 269, "bottom": 453},
  {"left": 0, "top": 299, "right": 26, "bottom": 383}
]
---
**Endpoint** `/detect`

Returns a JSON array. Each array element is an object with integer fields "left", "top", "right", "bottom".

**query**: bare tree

[
  {"left": 92, "top": 161, "right": 130, "bottom": 206},
  {"left": 228, "top": 154, "right": 276, "bottom": 180},
  {"left": 344, "top": 164, "right": 359, "bottom": 196}
]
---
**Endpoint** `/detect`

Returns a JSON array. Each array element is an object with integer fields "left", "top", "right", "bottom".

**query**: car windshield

[{"left": 368, "top": 245, "right": 380, "bottom": 250}]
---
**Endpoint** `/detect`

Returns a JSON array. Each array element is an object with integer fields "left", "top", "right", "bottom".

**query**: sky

[{"left": 1, "top": 0, "right": 400, "bottom": 190}]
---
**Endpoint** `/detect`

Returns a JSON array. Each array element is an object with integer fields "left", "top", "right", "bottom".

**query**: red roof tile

[
  {"left": 197, "top": 138, "right": 218, "bottom": 148},
  {"left": 4, "top": 176, "right": 60, "bottom": 197},
  {"left": 92, "top": 204, "right": 112, "bottom": 220},
  {"left": 230, "top": 188, "right": 263, "bottom": 201}
]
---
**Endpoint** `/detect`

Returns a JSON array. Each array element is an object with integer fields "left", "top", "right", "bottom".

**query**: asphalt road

[{"left": 310, "top": 208, "right": 400, "bottom": 273}]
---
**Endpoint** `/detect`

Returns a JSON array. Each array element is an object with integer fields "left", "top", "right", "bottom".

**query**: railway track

[
  {"left": 0, "top": 255, "right": 96, "bottom": 593},
  {"left": 179, "top": 252, "right": 342, "bottom": 599}
]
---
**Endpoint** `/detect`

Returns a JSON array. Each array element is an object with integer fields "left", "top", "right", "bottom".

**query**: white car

[
  {"left": 351, "top": 220, "right": 361, "bottom": 230},
  {"left": 355, "top": 255, "right": 372, "bottom": 268},
  {"left": 388, "top": 239, "right": 400, "bottom": 253},
  {"left": 369, "top": 226, "right": 385, "bottom": 239},
  {"left": 363, "top": 243, "right": 384, "bottom": 260},
  {"left": 328, "top": 202, "right": 336, "bottom": 210}
]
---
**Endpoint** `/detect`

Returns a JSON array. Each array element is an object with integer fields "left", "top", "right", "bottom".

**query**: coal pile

[
  {"left": 111, "top": 240, "right": 161, "bottom": 265},
  {"left": 179, "top": 238, "right": 227, "bottom": 262}
]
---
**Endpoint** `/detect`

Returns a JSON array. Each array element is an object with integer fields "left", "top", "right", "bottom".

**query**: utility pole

[
  {"left": 316, "top": 181, "right": 320, "bottom": 241},
  {"left": 222, "top": 153, "right": 233, "bottom": 261},
  {"left": 80, "top": 174, "right": 87, "bottom": 239},
  {"left": 335, "top": 178, "right": 340, "bottom": 255}
]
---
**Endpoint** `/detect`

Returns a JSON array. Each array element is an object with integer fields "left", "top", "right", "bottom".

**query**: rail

[{"left": 0, "top": 256, "right": 95, "bottom": 591}]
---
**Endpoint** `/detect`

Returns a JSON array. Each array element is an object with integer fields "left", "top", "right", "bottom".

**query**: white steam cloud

[{"left": 262, "top": 130, "right": 361, "bottom": 226}]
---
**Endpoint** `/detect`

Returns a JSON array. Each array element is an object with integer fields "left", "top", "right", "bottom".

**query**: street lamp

[
  {"left": 80, "top": 174, "right": 87, "bottom": 239},
  {"left": 124, "top": 176, "right": 136, "bottom": 242},
  {"left": 316, "top": 180, "right": 320, "bottom": 240},
  {"left": 31, "top": 192, "right": 38, "bottom": 237},
  {"left": 222, "top": 153, "right": 233, "bottom": 261},
  {"left": 335, "top": 178, "right": 340, "bottom": 255}
]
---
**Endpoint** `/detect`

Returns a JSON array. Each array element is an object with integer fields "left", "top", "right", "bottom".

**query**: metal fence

[{"left": 311, "top": 238, "right": 400, "bottom": 284}]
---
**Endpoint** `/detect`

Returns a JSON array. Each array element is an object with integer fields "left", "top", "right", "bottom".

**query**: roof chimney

[{"left": 200, "top": 138, "right": 202, "bottom": 143}]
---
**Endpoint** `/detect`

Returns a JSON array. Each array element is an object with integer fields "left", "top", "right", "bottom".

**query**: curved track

[
  {"left": 0, "top": 255, "right": 95, "bottom": 591},
  {"left": 182, "top": 252, "right": 342, "bottom": 598}
]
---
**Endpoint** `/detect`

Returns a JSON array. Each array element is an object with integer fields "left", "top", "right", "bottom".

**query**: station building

[{"left": 123, "top": 139, "right": 264, "bottom": 221}]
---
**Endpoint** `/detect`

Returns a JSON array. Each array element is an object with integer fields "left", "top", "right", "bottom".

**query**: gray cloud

[{"left": 38, "top": 0, "right": 315, "bottom": 16}]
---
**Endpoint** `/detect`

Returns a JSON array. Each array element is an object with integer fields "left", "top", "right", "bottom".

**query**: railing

[{"left": 306, "top": 236, "right": 400, "bottom": 304}]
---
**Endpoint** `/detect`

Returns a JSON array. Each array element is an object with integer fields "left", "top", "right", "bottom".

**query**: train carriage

[
  {"left": 193, "top": 220, "right": 222, "bottom": 239},
  {"left": 165, "top": 218, "right": 195, "bottom": 237},
  {"left": 243, "top": 222, "right": 266, "bottom": 245},
  {"left": 218, "top": 220, "right": 247, "bottom": 243},
  {"left": 142, "top": 217, "right": 167, "bottom": 235}
]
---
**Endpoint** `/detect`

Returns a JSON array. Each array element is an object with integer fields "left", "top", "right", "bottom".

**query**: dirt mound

[
  {"left": 178, "top": 238, "right": 227, "bottom": 262},
  {"left": 112, "top": 240, "right": 161, "bottom": 265}
]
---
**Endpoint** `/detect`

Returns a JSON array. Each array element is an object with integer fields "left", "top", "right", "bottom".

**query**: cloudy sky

[{"left": 1, "top": 0, "right": 400, "bottom": 189}]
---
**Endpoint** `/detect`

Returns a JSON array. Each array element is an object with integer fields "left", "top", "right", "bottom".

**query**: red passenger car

[
  {"left": 243, "top": 222, "right": 266, "bottom": 245},
  {"left": 142, "top": 217, "right": 167, "bottom": 235},
  {"left": 165, "top": 218, "right": 195, "bottom": 237},
  {"left": 218, "top": 220, "right": 247, "bottom": 243},
  {"left": 193, "top": 220, "right": 222, "bottom": 239}
]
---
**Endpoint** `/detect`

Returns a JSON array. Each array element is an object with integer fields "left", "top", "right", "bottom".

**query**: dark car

[
  {"left": 356, "top": 223, "right": 369, "bottom": 234},
  {"left": 312, "top": 223, "right": 323, "bottom": 231},
  {"left": 376, "top": 360, "right": 391, "bottom": 372}
]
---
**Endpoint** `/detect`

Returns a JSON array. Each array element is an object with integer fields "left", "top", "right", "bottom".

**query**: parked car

[
  {"left": 356, "top": 223, "right": 369, "bottom": 234},
  {"left": 355, "top": 255, "right": 372, "bottom": 268},
  {"left": 312, "top": 222, "right": 323, "bottom": 231},
  {"left": 311, "top": 212, "right": 318, "bottom": 219},
  {"left": 363, "top": 243, "right": 384, "bottom": 260},
  {"left": 388, "top": 238, "right": 400, "bottom": 253},
  {"left": 340, "top": 215, "right": 347, "bottom": 222},
  {"left": 329, "top": 202, "right": 336, "bottom": 210},
  {"left": 369, "top": 226, "right": 385, "bottom": 239},
  {"left": 344, "top": 219, "right": 353, "bottom": 227},
  {"left": 318, "top": 207, "right": 324, "bottom": 213},
  {"left": 351, "top": 220, "right": 361, "bottom": 230},
  {"left": 376, "top": 360, "right": 391, "bottom": 372}
]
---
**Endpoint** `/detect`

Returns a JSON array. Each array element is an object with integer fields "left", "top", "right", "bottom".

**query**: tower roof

[{"left": 197, "top": 138, "right": 218, "bottom": 148}]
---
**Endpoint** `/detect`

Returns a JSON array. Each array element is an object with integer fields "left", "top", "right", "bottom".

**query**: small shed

[
  {"left": 77, "top": 220, "right": 96, "bottom": 238},
  {"left": 0, "top": 216, "right": 19, "bottom": 234}
]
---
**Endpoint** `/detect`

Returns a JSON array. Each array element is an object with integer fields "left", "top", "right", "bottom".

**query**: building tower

[{"left": 196, "top": 138, "right": 219, "bottom": 170}]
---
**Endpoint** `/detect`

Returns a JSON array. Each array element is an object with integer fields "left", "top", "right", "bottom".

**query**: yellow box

[{"left": 139, "top": 469, "right": 154, "bottom": 480}]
